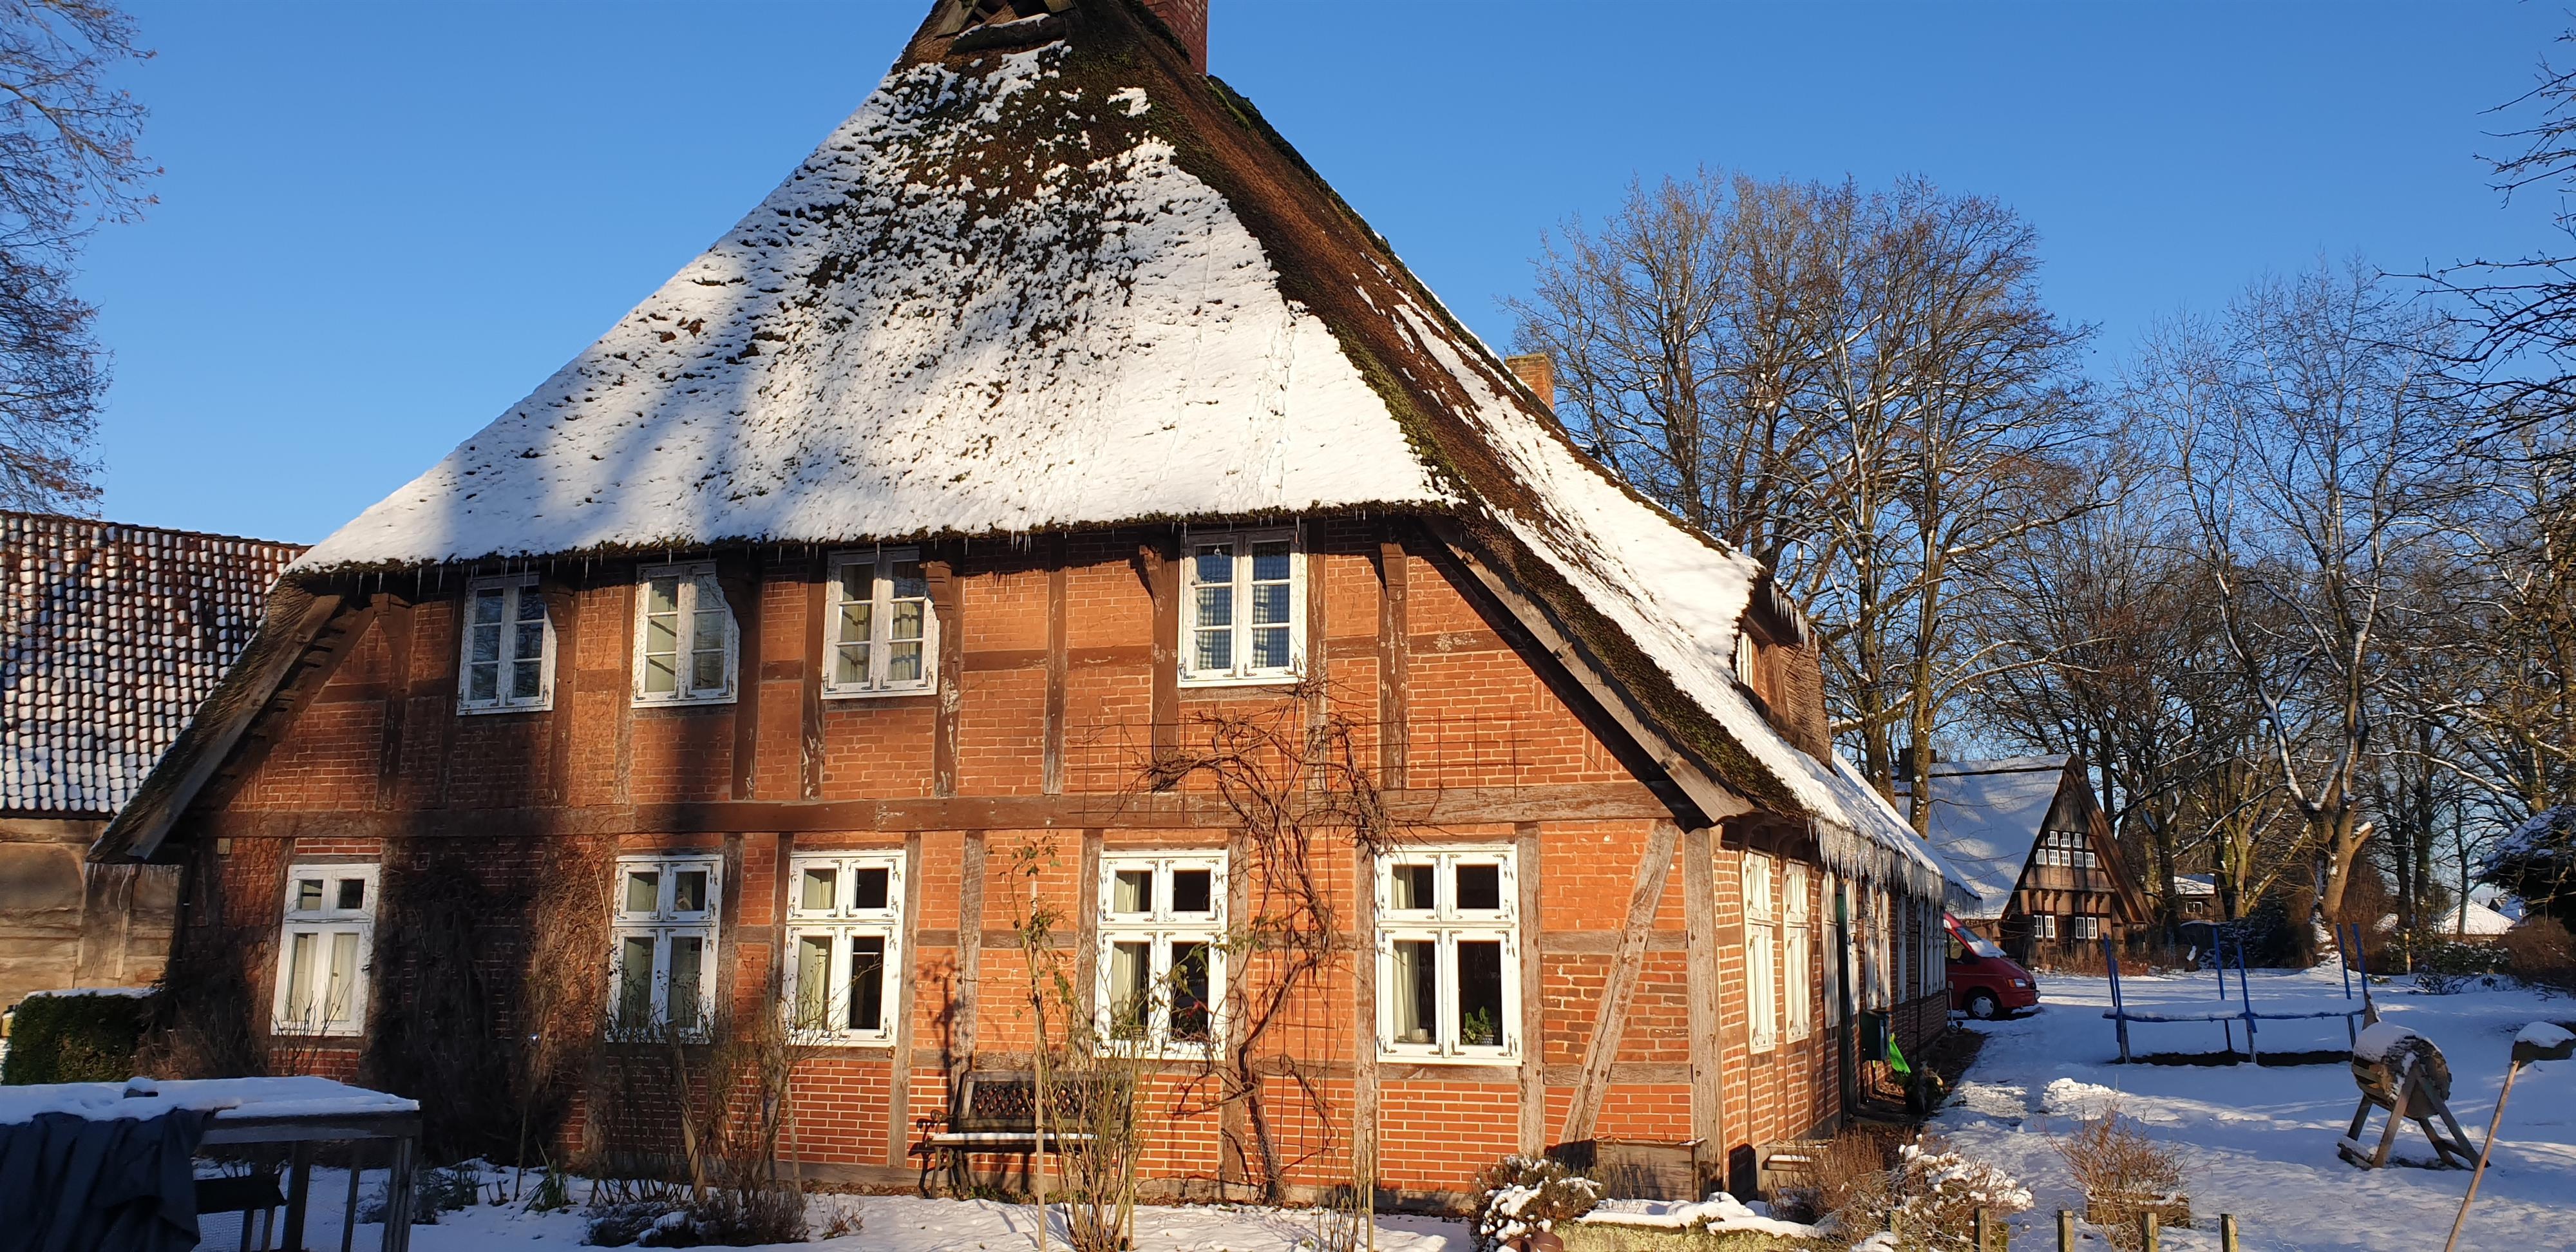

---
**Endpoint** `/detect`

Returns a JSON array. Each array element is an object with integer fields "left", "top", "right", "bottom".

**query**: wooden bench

[{"left": 909, "top": 1072, "right": 1102, "bottom": 1195}]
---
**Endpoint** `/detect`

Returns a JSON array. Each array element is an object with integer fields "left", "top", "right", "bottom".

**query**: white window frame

[
  {"left": 1179, "top": 527, "right": 1305, "bottom": 687},
  {"left": 1374, "top": 846, "right": 1520, "bottom": 1062},
  {"left": 457, "top": 573, "right": 555, "bottom": 714},
  {"left": 633, "top": 562, "right": 738, "bottom": 706},
  {"left": 2070, "top": 914, "right": 2101, "bottom": 943},
  {"left": 1745, "top": 852, "right": 1779, "bottom": 1053},
  {"left": 1783, "top": 861, "right": 1814, "bottom": 1042},
  {"left": 782, "top": 851, "right": 905, "bottom": 1045},
  {"left": 820, "top": 547, "right": 938, "bottom": 699},
  {"left": 2031, "top": 912, "right": 2058, "bottom": 941},
  {"left": 1093, "top": 851, "right": 1227, "bottom": 1056},
  {"left": 609, "top": 853, "right": 723, "bottom": 1036},
  {"left": 270, "top": 863, "right": 378, "bottom": 1037}
]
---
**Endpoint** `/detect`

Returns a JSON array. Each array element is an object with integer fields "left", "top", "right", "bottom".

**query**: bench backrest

[{"left": 954, "top": 1074, "right": 1105, "bottom": 1133}]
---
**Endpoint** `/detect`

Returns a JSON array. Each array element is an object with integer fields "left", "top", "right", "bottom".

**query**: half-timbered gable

[{"left": 1904, "top": 755, "right": 2148, "bottom": 963}]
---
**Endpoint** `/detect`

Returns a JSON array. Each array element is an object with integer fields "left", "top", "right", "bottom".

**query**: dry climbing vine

[{"left": 1138, "top": 684, "right": 1407, "bottom": 1202}]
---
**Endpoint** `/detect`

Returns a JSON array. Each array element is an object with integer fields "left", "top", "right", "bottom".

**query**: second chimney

[
  {"left": 1140, "top": 0, "right": 1208, "bottom": 74},
  {"left": 1506, "top": 353, "right": 1556, "bottom": 412}
]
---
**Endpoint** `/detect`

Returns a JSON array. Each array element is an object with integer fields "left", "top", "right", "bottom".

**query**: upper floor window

[
  {"left": 1375, "top": 846, "right": 1519, "bottom": 1061},
  {"left": 1181, "top": 529, "right": 1302, "bottom": 686},
  {"left": 1095, "top": 852, "right": 1226, "bottom": 1054},
  {"left": 783, "top": 851, "right": 904, "bottom": 1044},
  {"left": 610, "top": 853, "right": 721, "bottom": 1035},
  {"left": 823, "top": 549, "right": 936, "bottom": 697},
  {"left": 459, "top": 574, "right": 554, "bottom": 714},
  {"left": 272, "top": 863, "right": 377, "bottom": 1036},
  {"left": 634, "top": 563, "right": 736, "bottom": 705},
  {"left": 2036, "top": 831, "right": 2096, "bottom": 871}
]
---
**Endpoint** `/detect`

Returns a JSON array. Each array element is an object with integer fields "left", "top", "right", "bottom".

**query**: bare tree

[
  {"left": 2151, "top": 260, "right": 2462, "bottom": 924},
  {"left": 0, "top": 0, "right": 153, "bottom": 511},
  {"left": 1510, "top": 171, "right": 2101, "bottom": 822}
]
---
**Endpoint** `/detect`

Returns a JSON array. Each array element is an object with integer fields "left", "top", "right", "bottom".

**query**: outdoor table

[{"left": 4, "top": 1076, "right": 422, "bottom": 1252}]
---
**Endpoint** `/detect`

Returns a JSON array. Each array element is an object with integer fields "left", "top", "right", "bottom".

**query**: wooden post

[
  {"left": 2056, "top": 1209, "right": 2074, "bottom": 1252},
  {"left": 2220, "top": 1213, "right": 2239, "bottom": 1252},
  {"left": 1972, "top": 1207, "right": 1989, "bottom": 1251},
  {"left": 2138, "top": 1210, "right": 2159, "bottom": 1252}
]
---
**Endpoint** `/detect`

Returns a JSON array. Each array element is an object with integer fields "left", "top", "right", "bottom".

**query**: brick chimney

[
  {"left": 1140, "top": 0, "right": 1208, "bottom": 73},
  {"left": 1505, "top": 353, "right": 1555, "bottom": 411}
]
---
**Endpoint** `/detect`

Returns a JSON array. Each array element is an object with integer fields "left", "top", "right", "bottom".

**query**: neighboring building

[
  {"left": 1902, "top": 755, "right": 2146, "bottom": 963},
  {"left": 93, "top": 0, "right": 1964, "bottom": 1203},
  {"left": 2170, "top": 873, "right": 2221, "bottom": 922},
  {"left": 2, "top": 511, "right": 301, "bottom": 1010}
]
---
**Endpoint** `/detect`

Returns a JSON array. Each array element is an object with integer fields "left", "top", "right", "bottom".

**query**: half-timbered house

[
  {"left": 1903, "top": 755, "right": 2146, "bottom": 965},
  {"left": 93, "top": 0, "right": 1962, "bottom": 1204}
]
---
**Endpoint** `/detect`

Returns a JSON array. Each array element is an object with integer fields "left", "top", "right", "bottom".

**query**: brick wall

[{"left": 175, "top": 520, "right": 1944, "bottom": 1201}]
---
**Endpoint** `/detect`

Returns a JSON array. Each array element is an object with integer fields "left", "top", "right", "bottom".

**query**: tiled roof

[{"left": 3, "top": 511, "right": 303, "bottom": 815}]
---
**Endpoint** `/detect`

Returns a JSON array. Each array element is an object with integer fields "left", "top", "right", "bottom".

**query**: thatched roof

[{"left": 95, "top": 0, "right": 1956, "bottom": 898}]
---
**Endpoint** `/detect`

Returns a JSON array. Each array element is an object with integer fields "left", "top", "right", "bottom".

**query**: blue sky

[{"left": 83, "top": 2, "right": 2570, "bottom": 542}]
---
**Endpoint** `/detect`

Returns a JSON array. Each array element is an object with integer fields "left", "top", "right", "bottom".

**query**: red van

[{"left": 1945, "top": 914, "right": 2039, "bottom": 1020}]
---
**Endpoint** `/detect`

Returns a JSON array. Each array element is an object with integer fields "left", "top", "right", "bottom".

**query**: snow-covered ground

[
  {"left": 191, "top": 1179, "right": 1470, "bottom": 1252},
  {"left": 187, "top": 967, "right": 2576, "bottom": 1251},
  {"left": 1938, "top": 967, "right": 2576, "bottom": 1251}
]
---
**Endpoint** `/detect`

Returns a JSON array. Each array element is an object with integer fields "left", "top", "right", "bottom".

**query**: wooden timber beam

[{"left": 1559, "top": 817, "right": 1685, "bottom": 1144}]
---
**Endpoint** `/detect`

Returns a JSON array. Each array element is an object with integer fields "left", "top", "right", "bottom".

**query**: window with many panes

[
  {"left": 2069, "top": 915, "right": 2101, "bottom": 942},
  {"left": 459, "top": 574, "right": 554, "bottom": 714},
  {"left": 1376, "top": 847, "right": 1518, "bottom": 1061},
  {"left": 783, "top": 851, "right": 904, "bottom": 1043},
  {"left": 272, "top": 864, "right": 377, "bottom": 1036},
  {"left": 1181, "top": 529, "right": 1302, "bottom": 685},
  {"left": 1744, "top": 852, "right": 1779, "bottom": 1052},
  {"left": 634, "top": 563, "right": 735, "bottom": 705},
  {"left": 2036, "top": 830, "right": 2095, "bottom": 870},
  {"left": 610, "top": 855, "right": 721, "bottom": 1034},
  {"left": 1783, "top": 861, "right": 1814, "bottom": 1042},
  {"left": 2029, "top": 913, "right": 2057, "bottom": 940},
  {"left": 1095, "top": 852, "right": 1225, "bottom": 1053},
  {"left": 822, "top": 549, "right": 935, "bottom": 697}
]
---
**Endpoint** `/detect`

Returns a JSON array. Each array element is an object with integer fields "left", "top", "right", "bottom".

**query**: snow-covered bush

[
  {"left": 2054, "top": 1109, "right": 2188, "bottom": 1248},
  {"left": 1471, "top": 1155, "right": 1600, "bottom": 1252},
  {"left": 1837, "top": 1142, "right": 2031, "bottom": 1251}
]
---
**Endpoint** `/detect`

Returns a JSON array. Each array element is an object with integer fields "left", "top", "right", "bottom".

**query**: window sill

[
  {"left": 819, "top": 687, "right": 938, "bottom": 703},
  {"left": 457, "top": 701, "right": 553, "bottom": 717},
  {"left": 1374, "top": 1048, "right": 1520, "bottom": 1065},
  {"left": 632, "top": 694, "right": 739, "bottom": 710},
  {"left": 270, "top": 1026, "right": 365, "bottom": 1041},
  {"left": 1177, "top": 674, "right": 1304, "bottom": 690}
]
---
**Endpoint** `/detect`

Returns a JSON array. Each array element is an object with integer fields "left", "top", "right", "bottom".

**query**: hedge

[{"left": 2, "top": 989, "right": 151, "bottom": 1085}]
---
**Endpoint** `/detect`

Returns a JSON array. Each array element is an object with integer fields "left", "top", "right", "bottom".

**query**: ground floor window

[
  {"left": 2069, "top": 914, "right": 2102, "bottom": 943},
  {"left": 272, "top": 863, "right": 377, "bottom": 1036},
  {"left": 2030, "top": 912, "right": 2058, "bottom": 941},
  {"left": 610, "top": 853, "right": 721, "bottom": 1035},
  {"left": 784, "top": 851, "right": 904, "bottom": 1043},
  {"left": 1376, "top": 846, "right": 1519, "bottom": 1061},
  {"left": 1095, "top": 851, "right": 1226, "bottom": 1053}
]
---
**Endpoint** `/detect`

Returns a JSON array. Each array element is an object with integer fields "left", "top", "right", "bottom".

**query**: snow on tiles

[
  {"left": 292, "top": 43, "right": 1444, "bottom": 573},
  {"left": 1938, "top": 967, "right": 2576, "bottom": 1251}
]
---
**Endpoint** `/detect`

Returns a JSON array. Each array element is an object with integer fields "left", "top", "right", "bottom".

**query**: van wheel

[{"left": 1965, "top": 991, "right": 2001, "bottom": 1020}]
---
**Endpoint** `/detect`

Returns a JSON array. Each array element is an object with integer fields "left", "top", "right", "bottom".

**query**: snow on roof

[
  {"left": 2439, "top": 899, "right": 2515, "bottom": 936},
  {"left": 2171, "top": 873, "right": 2215, "bottom": 897},
  {"left": 292, "top": 43, "right": 1447, "bottom": 573},
  {"left": 3, "top": 512, "right": 302, "bottom": 815},
  {"left": 1896, "top": 756, "right": 2070, "bottom": 917},
  {"left": 106, "top": 3, "right": 1945, "bottom": 894}
]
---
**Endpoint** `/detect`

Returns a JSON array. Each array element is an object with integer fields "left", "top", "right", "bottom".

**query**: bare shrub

[
  {"left": 1766, "top": 1126, "right": 1901, "bottom": 1226},
  {"left": 1471, "top": 1155, "right": 1600, "bottom": 1252},
  {"left": 2503, "top": 918, "right": 2576, "bottom": 995},
  {"left": 583, "top": 1010, "right": 815, "bottom": 1247},
  {"left": 2055, "top": 1108, "right": 2188, "bottom": 1248},
  {"left": 1838, "top": 1140, "right": 2032, "bottom": 1250}
]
